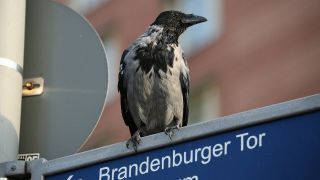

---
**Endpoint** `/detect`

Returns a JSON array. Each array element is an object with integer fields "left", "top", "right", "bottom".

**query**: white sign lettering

[{"left": 97, "top": 132, "right": 267, "bottom": 180}]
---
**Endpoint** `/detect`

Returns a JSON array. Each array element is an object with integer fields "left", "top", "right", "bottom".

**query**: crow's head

[{"left": 152, "top": 10, "right": 207, "bottom": 38}]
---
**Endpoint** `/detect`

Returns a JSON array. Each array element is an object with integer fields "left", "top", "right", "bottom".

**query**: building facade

[{"left": 58, "top": 0, "right": 320, "bottom": 151}]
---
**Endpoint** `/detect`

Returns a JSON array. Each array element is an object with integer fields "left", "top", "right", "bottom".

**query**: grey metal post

[{"left": 0, "top": 0, "right": 26, "bottom": 163}]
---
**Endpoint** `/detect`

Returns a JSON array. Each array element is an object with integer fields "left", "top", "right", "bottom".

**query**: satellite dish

[{"left": 19, "top": 0, "right": 108, "bottom": 160}]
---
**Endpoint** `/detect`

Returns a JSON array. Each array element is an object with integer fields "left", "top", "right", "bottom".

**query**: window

[
  {"left": 102, "top": 32, "right": 121, "bottom": 104},
  {"left": 64, "top": 0, "right": 107, "bottom": 15},
  {"left": 189, "top": 83, "right": 220, "bottom": 124},
  {"left": 164, "top": 0, "right": 223, "bottom": 55}
]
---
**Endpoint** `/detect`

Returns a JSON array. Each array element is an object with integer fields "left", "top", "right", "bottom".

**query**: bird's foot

[
  {"left": 165, "top": 125, "right": 180, "bottom": 140},
  {"left": 126, "top": 131, "right": 141, "bottom": 152}
]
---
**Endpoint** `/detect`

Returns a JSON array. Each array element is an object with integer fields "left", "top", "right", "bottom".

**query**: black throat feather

[{"left": 134, "top": 31, "right": 176, "bottom": 78}]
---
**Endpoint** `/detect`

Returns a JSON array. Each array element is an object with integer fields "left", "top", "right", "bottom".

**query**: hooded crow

[{"left": 118, "top": 10, "right": 207, "bottom": 150}]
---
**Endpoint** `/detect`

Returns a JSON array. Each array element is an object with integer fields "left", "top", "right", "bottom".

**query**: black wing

[
  {"left": 180, "top": 72, "right": 190, "bottom": 126},
  {"left": 118, "top": 49, "right": 138, "bottom": 136}
]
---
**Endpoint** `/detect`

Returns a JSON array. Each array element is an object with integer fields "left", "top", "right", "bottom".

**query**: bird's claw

[
  {"left": 165, "top": 125, "right": 180, "bottom": 140},
  {"left": 126, "top": 133, "right": 141, "bottom": 152}
]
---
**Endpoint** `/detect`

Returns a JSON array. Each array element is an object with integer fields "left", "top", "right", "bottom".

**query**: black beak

[{"left": 181, "top": 14, "right": 207, "bottom": 27}]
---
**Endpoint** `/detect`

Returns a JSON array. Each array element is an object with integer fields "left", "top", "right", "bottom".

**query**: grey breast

[{"left": 126, "top": 44, "right": 187, "bottom": 135}]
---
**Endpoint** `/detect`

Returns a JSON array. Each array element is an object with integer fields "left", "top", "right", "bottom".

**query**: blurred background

[{"left": 56, "top": 0, "right": 320, "bottom": 151}]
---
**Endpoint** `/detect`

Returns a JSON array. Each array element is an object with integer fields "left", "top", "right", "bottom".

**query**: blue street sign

[{"left": 46, "top": 110, "right": 320, "bottom": 180}]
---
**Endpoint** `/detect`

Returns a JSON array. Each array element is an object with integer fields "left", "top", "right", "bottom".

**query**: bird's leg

[
  {"left": 165, "top": 117, "right": 181, "bottom": 140},
  {"left": 164, "top": 125, "right": 180, "bottom": 140},
  {"left": 126, "top": 129, "right": 142, "bottom": 152}
]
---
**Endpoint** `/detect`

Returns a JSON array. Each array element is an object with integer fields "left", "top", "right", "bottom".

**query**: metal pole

[{"left": 0, "top": 0, "right": 26, "bottom": 163}]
